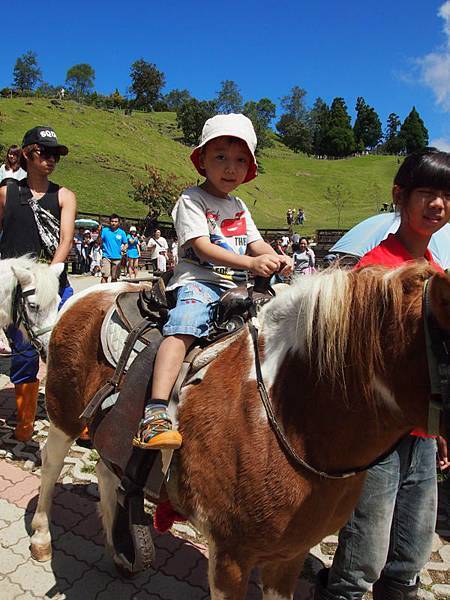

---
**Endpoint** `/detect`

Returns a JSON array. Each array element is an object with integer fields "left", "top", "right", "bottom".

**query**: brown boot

[{"left": 14, "top": 380, "right": 40, "bottom": 442}]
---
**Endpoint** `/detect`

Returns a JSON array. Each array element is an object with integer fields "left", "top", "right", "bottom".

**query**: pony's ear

[
  {"left": 49, "top": 263, "right": 64, "bottom": 277},
  {"left": 429, "top": 272, "right": 450, "bottom": 333},
  {"left": 11, "top": 266, "right": 34, "bottom": 292}
]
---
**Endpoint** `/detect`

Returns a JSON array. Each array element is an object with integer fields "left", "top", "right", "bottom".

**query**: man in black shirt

[{"left": 0, "top": 126, "right": 76, "bottom": 441}]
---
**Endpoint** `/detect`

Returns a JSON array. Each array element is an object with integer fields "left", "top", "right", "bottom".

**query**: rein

[
  {"left": 6, "top": 283, "right": 52, "bottom": 360},
  {"left": 249, "top": 321, "right": 401, "bottom": 480}
]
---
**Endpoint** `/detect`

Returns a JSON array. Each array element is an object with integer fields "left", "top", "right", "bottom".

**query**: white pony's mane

[
  {"left": 0, "top": 257, "right": 60, "bottom": 327},
  {"left": 259, "top": 264, "right": 426, "bottom": 396}
]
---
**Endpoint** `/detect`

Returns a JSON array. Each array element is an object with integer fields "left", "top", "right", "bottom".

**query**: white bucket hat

[
  {"left": 129, "top": 226, "right": 137, "bottom": 232},
  {"left": 190, "top": 113, "right": 258, "bottom": 183}
]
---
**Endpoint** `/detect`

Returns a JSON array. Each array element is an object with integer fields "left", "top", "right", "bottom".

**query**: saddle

[{"left": 82, "top": 276, "right": 275, "bottom": 575}]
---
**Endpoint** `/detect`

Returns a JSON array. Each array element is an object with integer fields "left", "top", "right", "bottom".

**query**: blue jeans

[
  {"left": 163, "top": 282, "right": 223, "bottom": 338},
  {"left": 327, "top": 435, "right": 437, "bottom": 599},
  {"left": 8, "top": 284, "right": 73, "bottom": 384}
]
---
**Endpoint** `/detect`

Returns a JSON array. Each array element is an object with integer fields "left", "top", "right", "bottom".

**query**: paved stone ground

[{"left": 0, "top": 275, "right": 449, "bottom": 599}]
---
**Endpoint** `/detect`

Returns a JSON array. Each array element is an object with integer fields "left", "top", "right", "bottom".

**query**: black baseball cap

[{"left": 22, "top": 126, "right": 69, "bottom": 155}]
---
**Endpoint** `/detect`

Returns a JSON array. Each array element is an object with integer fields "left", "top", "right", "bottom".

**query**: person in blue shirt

[
  {"left": 100, "top": 213, "right": 127, "bottom": 283},
  {"left": 126, "top": 225, "right": 141, "bottom": 278}
]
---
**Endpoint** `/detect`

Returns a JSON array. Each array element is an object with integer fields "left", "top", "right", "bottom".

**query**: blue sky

[{"left": 1, "top": 0, "right": 449, "bottom": 149}]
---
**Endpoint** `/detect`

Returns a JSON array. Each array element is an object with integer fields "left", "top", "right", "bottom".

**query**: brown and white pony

[{"left": 30, "top": 263, "right": 450, "bottom": 600}]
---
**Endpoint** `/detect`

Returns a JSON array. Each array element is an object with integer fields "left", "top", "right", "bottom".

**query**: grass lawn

[{"left": 0, "top": 98, "right": 399, "bottom": 233}]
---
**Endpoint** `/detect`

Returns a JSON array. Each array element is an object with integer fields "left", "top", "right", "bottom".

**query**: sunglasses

[{"left": 33, "top": 145, "right": 61, "bottom": 162}]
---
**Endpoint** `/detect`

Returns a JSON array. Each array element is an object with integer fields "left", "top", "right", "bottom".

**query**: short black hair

[
  {"left": 110, "top": 213, "right": 120, "bottom": 220},
  {"left": 394, "top": 148, "right": 450, "bottom": 193}
]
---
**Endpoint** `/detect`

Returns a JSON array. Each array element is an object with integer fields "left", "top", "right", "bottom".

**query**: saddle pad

[{"left": 100, "top": 304, "right": 147, "bottom": 370}]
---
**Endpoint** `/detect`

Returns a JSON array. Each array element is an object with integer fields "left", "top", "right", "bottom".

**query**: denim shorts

[{"left": 163, "top": 281, "right": 223, "bottom": 338}]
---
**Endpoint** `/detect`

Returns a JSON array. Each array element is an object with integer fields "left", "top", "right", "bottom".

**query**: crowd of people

[
  {"left": 72, "top": 219, "right": 178, "bottom": 280},
  {"left": 0, "top": 116, "right": 449, "bottom": 600}
]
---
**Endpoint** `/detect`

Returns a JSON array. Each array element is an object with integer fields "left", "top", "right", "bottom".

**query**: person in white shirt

[
  {"left": 0, "top": 145, "right": 27, "bottom": 183},
  {"left": 147, "top": 229, "right": 168, "bottom": 272}
]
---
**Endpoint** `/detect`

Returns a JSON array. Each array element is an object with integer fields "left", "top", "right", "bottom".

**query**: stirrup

[{"left": 132, "top": 410, "right": 182, "bottom": 450}]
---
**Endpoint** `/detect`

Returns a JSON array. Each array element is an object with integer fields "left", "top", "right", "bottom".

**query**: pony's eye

[{"left": 27, "top": 302, "right": 40, "bottom": 312}]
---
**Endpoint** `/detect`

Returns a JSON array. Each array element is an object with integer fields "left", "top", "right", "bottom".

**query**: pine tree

[
  {"left": 322, "top": 98, "right": 355, "bottom": 157},
  {"left": 399, "top": 107, "right": 429, "bottom": 154},
  {"left": 13, "top": 51, "right": 42, "bottom": 93},
  {"left": 384, "top": 113, "right": 403, "bottom": 154},
  {"left": 309, "top": 97, "right": 330, "bottom": 155},
  {"left": 353, "top": 97, "right": 382, "bottom": 150}
]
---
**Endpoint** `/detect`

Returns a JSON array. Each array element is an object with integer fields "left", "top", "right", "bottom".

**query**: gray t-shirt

[{"left": 167, "top": 186, "right": 262, "bottom": 291}]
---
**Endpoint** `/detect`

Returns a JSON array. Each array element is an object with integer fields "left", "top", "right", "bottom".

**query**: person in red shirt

[{"left": 315, "top": 148, "right": 450, "bottom": 600}]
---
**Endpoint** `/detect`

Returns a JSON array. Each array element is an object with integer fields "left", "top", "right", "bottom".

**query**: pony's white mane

[
  {"left": 260, "top": 270, "right": 351, "bottom": 384},
  {"left": 0, "top": 257, "right": 60, "bottom": 327},
  {"left": 258, "top": 265, "right": 421, "bottom": 395}
]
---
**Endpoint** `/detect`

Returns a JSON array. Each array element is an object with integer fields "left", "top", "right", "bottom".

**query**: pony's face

[{"left": 0, "top": 259, "right": 62, "bottom": 352}]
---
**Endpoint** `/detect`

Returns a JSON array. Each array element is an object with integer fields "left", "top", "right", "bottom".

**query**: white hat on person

[
  {"left": 129, "top": 226, "right": 137, "bottom": 232},
  {"left": 190, "top": 113, "right": 258, "bottom": 183}
]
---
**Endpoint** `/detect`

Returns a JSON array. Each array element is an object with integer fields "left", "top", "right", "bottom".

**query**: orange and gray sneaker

[{"left": 133, "top": 403, "right": 182, "bottom": 450}]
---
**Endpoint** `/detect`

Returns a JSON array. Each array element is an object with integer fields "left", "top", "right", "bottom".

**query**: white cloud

[
  {"left": 430, "top": 137, "right": 450, "bottom": 152},
  {"left": 417, "top": 2, "right": 450, "bottom": 111}
]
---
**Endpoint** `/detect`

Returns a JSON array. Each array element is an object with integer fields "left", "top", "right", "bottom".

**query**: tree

[
  {"left": 399, "top": 107, "right": 429, "bottom": 154},
  {"left": 165, "top": 89, "right": 191, "bottom": 111},
  {"left": 276, "top": 86, "right": 311, "bottom": 152},
  {"left": 276, "top": 114, "right": 311, "bottom": 153},
  {"left": 216, "top": 80, "right": 243, "bottom": 114},
  {"left": 243, "top": 98, "right": 276, "bottom": 151},
  {"left": 130, "top": 165, "right": 189, "bottom": 227},
  {"left": 325, "top": 183, "right": 351, "bottom": 227},
  {"left": 280, "top": 86, "right": 309, "bottom": 122},
  {"left": 109, "top": 89, "right": 127, "bottom": 108},
  {"left": 65, "top": 63, "right": 95, "bottom": 98},
  {"left": 322, "top": 97, "right": 355, "bottom": 157},
  {"left": 309, "top": 97, "right": 330, "bottom": 155},
  {"left": 12, "top": 51, "right": 42, "bottom": 93},
  {"left": 177, "top": 98, "right": 217, "bottom": 145},
  {"left": 353, "top": 97, "right": 382, "bottom": 150},
  {"left": 129, "top": 60, "right": 166, "bottom": 111},
  {"left": 384, "top": 113, "right": 403, "bottom": 155}
]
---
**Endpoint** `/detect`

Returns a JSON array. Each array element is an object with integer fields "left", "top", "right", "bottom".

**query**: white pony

[{"left": 0, "top": 256, "right": 63, "bottom": 354}]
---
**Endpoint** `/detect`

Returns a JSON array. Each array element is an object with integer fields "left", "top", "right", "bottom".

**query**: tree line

[{"left": 3, "top": 52, "right": 429, "bottom": 158}]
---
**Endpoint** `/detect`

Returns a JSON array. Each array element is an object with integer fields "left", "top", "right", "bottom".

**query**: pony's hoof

[{"left": 30, "top": 542, "right": 52, "bottom": 562}]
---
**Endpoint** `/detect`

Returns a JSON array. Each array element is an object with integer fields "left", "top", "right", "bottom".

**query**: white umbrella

[
  {"left": 330, "top": 212, "right": 450, "bottom": 269},
  {"left": 74, "top": 218, "right": 99, "bottom": 229}
]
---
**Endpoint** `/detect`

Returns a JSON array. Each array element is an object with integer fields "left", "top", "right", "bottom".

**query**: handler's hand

[
  {"left": 437, "top": 435, "right": 450, "bottom": 471},
  {"left": 249, "top": 254, "right": 281, "bottom": 277},
  {"left": 278, "top": 254, "right": 294, "bottom": 276}
]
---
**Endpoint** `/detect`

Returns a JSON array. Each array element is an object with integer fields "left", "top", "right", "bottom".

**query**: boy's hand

[
  {"left": 249, "top": 254, "right": 281, "bottom": 277},
  {"left": 278, "top": 254, "right": 294, "bottom": 275}
]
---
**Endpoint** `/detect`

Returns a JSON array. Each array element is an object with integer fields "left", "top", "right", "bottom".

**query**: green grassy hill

[{"left": 0, "top": 98, "right": 399, "bottom": 234}]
